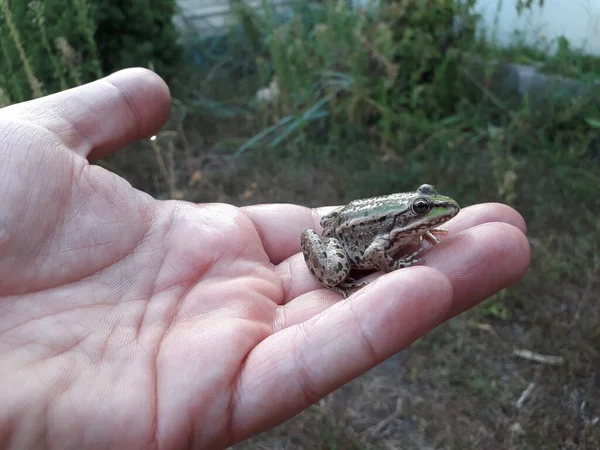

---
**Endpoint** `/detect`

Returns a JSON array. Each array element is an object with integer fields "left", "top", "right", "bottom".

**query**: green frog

[{"left": 300, "top": 184, "right": 460, "bottom": 297}]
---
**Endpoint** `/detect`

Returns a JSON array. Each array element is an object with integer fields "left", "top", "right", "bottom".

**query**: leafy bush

[
  {"left": 379, "top": 0, "right": 479, "bottom": 116},
  {"left": 229, "top": 0, "right": 482, "bottom": 155},
  {"left": 0, "top": 0, "right": 101, "bottom": 102},
  {"left": 92, "top": 0, "right": 183, "bottom": 83},
  {"left": 0, "top": 0, "right": 182, "bottom": 104}
]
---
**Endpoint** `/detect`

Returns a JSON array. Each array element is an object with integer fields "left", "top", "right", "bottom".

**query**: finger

[
  {"left": 272, "top": 287, "right": 340, "bottom": 332},
  {"left": 274, "top": 219, "right": 528, "bottom": 330},
  {"left": 427, "top": 221, "right": 531, "bottom": 319},
  {"left": 240, "top": 203, "right": 323, "bottom": 265},
  {"left": 442, "top": 202, "right": 527, "bottom": 235},
  {"left": 230, "top": 266, "right": 453, "bottom": 443},
  {"left": 242, "top": 201, "right": 526, "bottom": 266},
  {"left": 276, "top": 202, "right": 527, "bottom": 303},
  {"left": 230, "top": 221, "right": 530, "bottom": 442},
  {"left": 1, "top": 68, "right": 172, "bottom": 161}
]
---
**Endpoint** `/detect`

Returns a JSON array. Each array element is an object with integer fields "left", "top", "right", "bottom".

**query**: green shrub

[
  {"left": 0, "top": 0, "right": 182, "bottom": 104},
  {"left": 92, "top": 0, "right": 183, "bottom": 83},
  {"left": 0, "top": 0, "right": 99, "bottom": 102},
  {"left": 228, "top": 0, "right": 482, "bottom": 155},
  {"left": 379, "top": 0, "right": 479, "bottom": 116}
]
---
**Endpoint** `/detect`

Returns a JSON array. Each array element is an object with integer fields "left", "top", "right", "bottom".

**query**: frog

[{"left": 300, "top": 184, "right": 460, "bottom": 297}]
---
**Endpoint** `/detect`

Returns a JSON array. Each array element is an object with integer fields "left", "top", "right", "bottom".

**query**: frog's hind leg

[{"left": 300, "top": 228, "right": 352, "bottom": 289}]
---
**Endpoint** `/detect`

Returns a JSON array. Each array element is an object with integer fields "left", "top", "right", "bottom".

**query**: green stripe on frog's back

[
  {"left": 335, "top": 195, "right": 413, "bottom": 229},
  {"left": 333, "top": 188, "right": 458, "bottom": 233}
]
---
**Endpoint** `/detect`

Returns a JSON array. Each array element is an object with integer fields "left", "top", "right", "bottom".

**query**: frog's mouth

[
  {"left": 391, "top": 200, "right": 460, "bottom": 238},
  {"left": 420, "top": 200, "right": 459, "bottom": 222},
  {"left": 429, "top": 201, "right": 460, "bottom": 221}
]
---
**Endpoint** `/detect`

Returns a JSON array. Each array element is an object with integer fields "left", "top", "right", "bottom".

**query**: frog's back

[{"left": 335, "top": 193, "right": 413, "bottom": 226}]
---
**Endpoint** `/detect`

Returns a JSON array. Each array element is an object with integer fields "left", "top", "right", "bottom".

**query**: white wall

[
  {"left": 474, "top": 0, "right": 600, "bottom": 55},
  {"left": 353, "top": 0, "right": 600, "bottom": 56},
  {"left": 177, "top": 0, "right": 600, "bottom": 56},
  {"left": 176, "top": 0, "right": 293, "bottom": 36}
]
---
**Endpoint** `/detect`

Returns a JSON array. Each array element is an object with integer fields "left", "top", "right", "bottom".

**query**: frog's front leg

[
  {"left": 363, "top": 238, "right": 425, "bottom": 273},
  {"left": 424, "top": 228, "right": 448, "bottom": 245},
  {"left": 300, "top": 228, "right": 352, "bottom": 289}
]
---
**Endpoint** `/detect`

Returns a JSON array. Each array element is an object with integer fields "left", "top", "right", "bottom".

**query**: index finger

[
  {"left": 240, "top": 201, "right": 527, "bottom": 264},
  {"left": 240, "top": 203, "right": 339, "bottom": 264}
]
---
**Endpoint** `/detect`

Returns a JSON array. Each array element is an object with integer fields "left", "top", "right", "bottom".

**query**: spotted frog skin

[{"left": 300, "top": 184, "right": 460, "bottom": 297}]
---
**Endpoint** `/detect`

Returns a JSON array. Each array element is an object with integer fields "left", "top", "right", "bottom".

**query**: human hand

[{"left": 0, "top": 68, "right": 530, "bottom": 449}]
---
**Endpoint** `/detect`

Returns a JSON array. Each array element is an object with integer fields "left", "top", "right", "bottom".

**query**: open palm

[{"left": 0, "top": 69, "right": 530, "bottom": 450}]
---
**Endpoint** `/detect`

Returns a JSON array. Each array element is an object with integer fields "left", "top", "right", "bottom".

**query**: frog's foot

[
  {"left": 363, "top": 238, "right": 425, "bottom": 273},
  {"left": 334, "top": 277, "right": 373, "bottom": 298},
  {"left": 326, "top": 285, "right": 355, "bottom": 299},
  {"left": 300, "top": 228, "right": 352, "bottom": 289},
  {"left": 430, "top": 228, "right": 449, "bottom": 235},
  {"left": 424, "top": 228, "right": 449, "bottom": 245},
  {"left": 391, "top": 248, "right": 424, "bottom": 269}
]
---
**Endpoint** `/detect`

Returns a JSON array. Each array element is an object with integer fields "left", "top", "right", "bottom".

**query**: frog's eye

[{"left": 411, "top": 198, "right": 431, "bottom": 215}]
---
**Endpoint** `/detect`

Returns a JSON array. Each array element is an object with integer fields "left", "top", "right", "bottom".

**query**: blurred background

[{"left": 1, "top": 0, "right": 599, "bottom": 448}]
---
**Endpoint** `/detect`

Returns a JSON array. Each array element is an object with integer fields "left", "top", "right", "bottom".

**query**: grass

[
  {"left": 2, "top": 0, "right": 600, "bottom": 448},
  {"left": 0, "top": 0, "right": 100, "bottom": 103}
]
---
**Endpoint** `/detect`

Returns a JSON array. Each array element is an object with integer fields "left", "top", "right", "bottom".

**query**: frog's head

[{"left": 399, "top": 184, "right": 460, "bottom": 234}]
